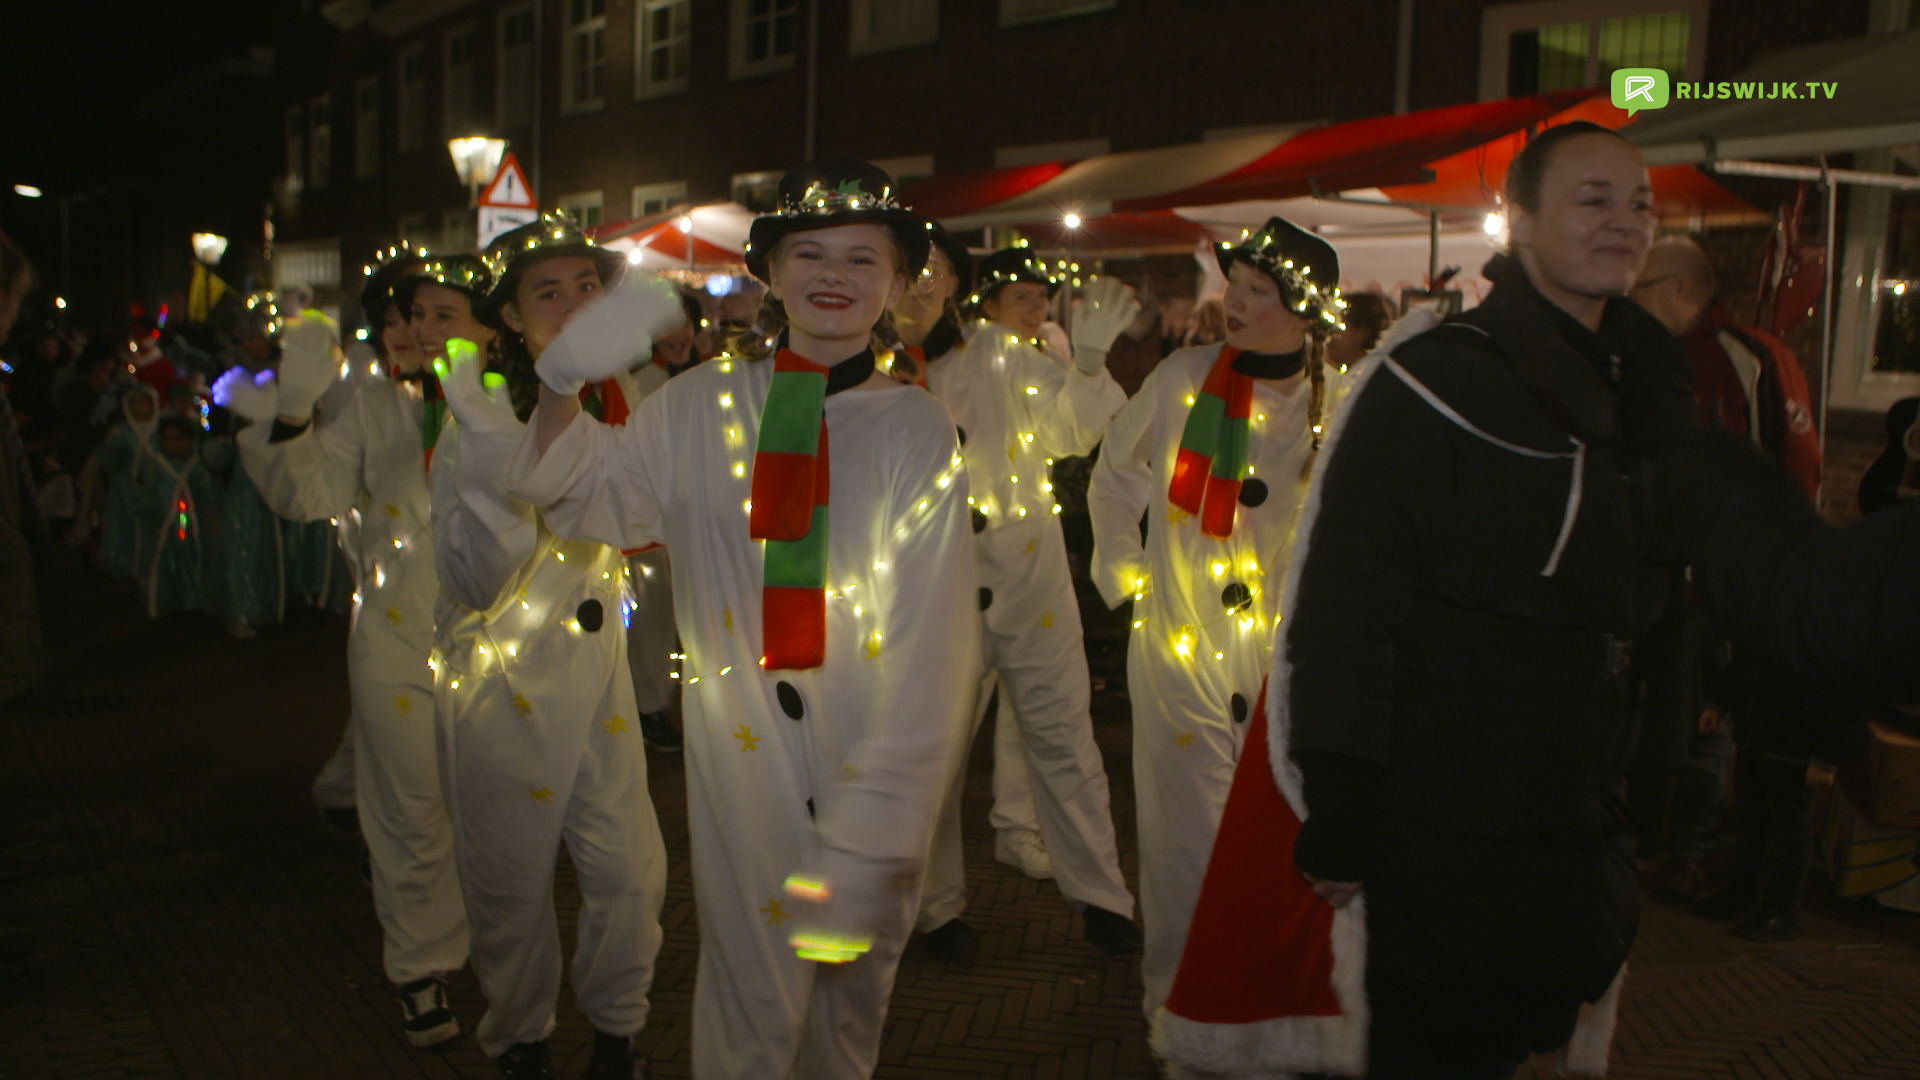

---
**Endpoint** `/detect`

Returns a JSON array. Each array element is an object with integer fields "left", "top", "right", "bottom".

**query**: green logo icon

[{"left": 1611, "top": 68, "right": 1669, "bottom": 116}]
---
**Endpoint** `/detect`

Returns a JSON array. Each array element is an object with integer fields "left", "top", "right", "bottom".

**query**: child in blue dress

[{"left": 141, "top": 415, "right": 222, "bottom": 618}]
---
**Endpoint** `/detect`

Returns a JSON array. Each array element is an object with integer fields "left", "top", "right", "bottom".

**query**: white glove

[
  {"left": 276, "top": 311, "right": 343, "bottom": 418},
  {"left": 534, "top": 273, "right": 686, "bottom": 395},
  {"left": 1069, "top": 277, "right": 1142, "bottom": 370},
  {"left": 782, "top": 848, "right": 914, "bottom": 966},
  {"left": 435, "top": 338, "right": 521, "bottom": 438},
  {"left": 211, "top": 366, "right": 278, "bottom": 426}
]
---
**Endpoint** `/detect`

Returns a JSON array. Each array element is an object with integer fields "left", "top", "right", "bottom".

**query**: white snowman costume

[
  {"left": 239, "top": 377, "right": 471, "bottom": 991},
  {"left": 508, "top": 351, "right": 978, "bottom": 1079},
  {"left": 918, "top": 321, "right": 1133, "bottom": 928},
  {"left": 429, "top": 356, "right": 669, "bottom": 1058},
  {"left": 623, "top": 358, "right": 679, "bottom": 717},
  {"left": 1086, "top": 342, "right": 1330, "bottom": 1015}
]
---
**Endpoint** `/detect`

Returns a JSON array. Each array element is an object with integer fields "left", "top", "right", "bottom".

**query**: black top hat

[
  {"left": 483, "top": 211, "right": 627, "bottom": 310},
  {"left": 359, "top": 246, "right": 428, "bottom": 326},
  {"left": 926, "top": 224, "right": 973, "bottom": 297},
  {"left": 744, "top": 157, "right": 931, "bottom": 283},
  {"left": 1214, "top": 216, "right": 1344, "bottom": 333},
  {"left": 971, "top": 246, "right": 1060, "bottom": 303},
  {"left": 392, "top": 254, "right": 494, "bottom": 325}
]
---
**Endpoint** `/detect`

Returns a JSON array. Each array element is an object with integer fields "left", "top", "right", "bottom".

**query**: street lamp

[
  {"left": 13, "top": 184, "right": 42, "bottom": 198},
  {"left": 447, "top": 136, "right": 508, "bottom": 206},
  {"left": 191, "top": 233, "right": 229, "bottom": 266}
]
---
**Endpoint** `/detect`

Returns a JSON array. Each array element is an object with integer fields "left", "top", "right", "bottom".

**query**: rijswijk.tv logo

[{"left": 1610, "top": 67, "right": 1839, "bottom": 116}]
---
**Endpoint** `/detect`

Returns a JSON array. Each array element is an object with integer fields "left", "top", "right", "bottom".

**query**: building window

[
  {"left": 499, "top": 5, "right": 536, "bottom": 129},
  {"left": 398, "top": 44, "right": 426, "bottom": 152},
  {"left": 730, "top": 0, "right": 798, "bottom": 79},
  {"left": 271, "top": 239, "right": 343, "bottom": 292},
  {"left": 444, "top": 25, "right": 478, "bottom": 136},
  {"left": 850, "top": 0, "right": 937, "bottom": 55},
  {"left": 397, "top": 214, "right": 428, "bottom": 250},
  {"left": 998, "top": 0, "right": 1113, "bottom": 28},
  {"left": 354, "top": 77, "right": 380, "bottom": 179},
  {"left": 559, "top": 190, "right": 604, "bottom": 231},
  {"left": 731, "top": 170, "right": 782, "bottom": 213},
  {"left": 868, "top": 155, "right": 934, "bottom": 185},
  {"left": 1479, "top": 0, "right": 1707, "bottom": 101},
  {"left": 1832, "top": 153, "right": 1920, "bottom": 412},
  {"left": 564, "top": 0, "right": 607, "bottom": 112},
  {"left": 284, "top": 103, "right": 305, "bottom": 193},
  {"left": 631, "top": 180, "right": 688, "bottom": 219},
  {"left": 442, "top": 209, "right": 477, "bottom": 255},
  {"left": 636, "top": 0, "right": 692, "bottom": 98},
  {"left": 308, "top": 94, "right": 332, "bottom": 190}
]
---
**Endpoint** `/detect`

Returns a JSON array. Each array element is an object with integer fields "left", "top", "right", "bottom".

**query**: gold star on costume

[
  {"left": 1038, "top": 612, "right": 1055, "bottom": 629},
  {"left": 845, "top": 763, "right": 858, "bottom": 780},
  {"left": 722, "top": 606, "right": 734, "bottom": 635},
  {"left": 384, "top": 502, "right": 401, "bottom": 518},
  {"left": 761, "top": 897, "right": 791, "bottom": 926},
  {"left": 604, "top": 714, "right": 629, "bottom": 734},
  {"left": 1025, "top": 538, "right": 1037, "bottom": 555},
  {"left": 733, "top": 723, "right": 760, "bottom": 751},
  {"left": 395, "top": 694, "right": 413, "bottom": 714},
  {"left": 513, "top": 692, "right": 532, "bottom": 715},
  {"left": 1173, "top": 731, "right": 1197, "bottom": 748},
  {"left": 863, "top": 635, "right": 883, "bottom": 660},
  {"left": 1166, "top": 504, "right": 1192, "bottom": 527},
  {"left": 386, "top": 606, "right": 403, "bottom": 626},
  {"left": 528, "top": 786, "right": 554, "bottom": 804}
]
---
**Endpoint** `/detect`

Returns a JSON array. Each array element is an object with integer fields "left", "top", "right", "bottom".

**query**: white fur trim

[
  {"left": 1151, "top": 897, "right": 1370, "bottom": 1078},
  {"left": 1561, "top": 964, "right": 1625, "bottom": 1077}
]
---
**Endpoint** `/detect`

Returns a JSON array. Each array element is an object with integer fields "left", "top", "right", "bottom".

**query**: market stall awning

[
  {"left": 1626, "top": 29, "right": 1920, "bottom": 165},
  {"left": 593, "top": 202, "right": 752, "bottom": 268},
  {"left": 901, "top": 90, "right": 1597, "bottom": 230}
]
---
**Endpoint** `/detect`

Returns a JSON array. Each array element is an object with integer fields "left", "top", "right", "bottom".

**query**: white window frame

[
  {"left": 284, "top": 103, "right": 306, "bottom": 193},
  {"left": 354, "top": 77, "right": 380, "bottom": 179},
  {"left": 636, "top": 0, "right": 692, "bottom": 99},
  {"left": 271, "top": 239, "right": 342, "bottom": 292},
  {"left": 630, "top": 180, "right": 689, "bottom": 219},
  {"left": 729, "top": 0, "right": 799, "bottom": 80},
  {"left": 443, "top": 23, "right": 478, "bottom": 138},
  {"left": 559, "top": 190, "right": 606, "bottom": 231},
  {"left": 563, "top": 0, "right": 608, "bottom": 113},
  {"left": 849, "top": 0, "right": 938, "bottom": 56},
  {"left": 993, "top": 138, "right": 1109, "bottom": 168},
  {"left": 868, "top": 154, "right": 935, "bottom": 185},
  {"left": 1477, "top": 0, "right": 1709, "bottom": 101},
  {"left": 498, "top": 4, "right": 537, "bottom": 130},
  {"left": 998, "top": 0, "right": 1113, "bottom": 28},
  {"left": 397, "top": 44, "right": 426, "bottom": 152},
  {"left": 309, "top": 93, "right": 332, "bottom": 190},
  {"left": 1830, "top": 150, "right": 1920, "bottom": 412}
]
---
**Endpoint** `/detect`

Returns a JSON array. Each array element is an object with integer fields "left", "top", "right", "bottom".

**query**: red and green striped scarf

[
  {"left": 1168, "top": 345, "right": 1251, "bottom": 539},
  {"left": 750, "top": 349, "right": 833, "bottom": 670}
]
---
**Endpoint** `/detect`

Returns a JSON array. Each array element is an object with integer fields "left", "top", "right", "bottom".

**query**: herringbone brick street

[{"left": 4, "top": 558, "right": 1920, "bottom": 1080}]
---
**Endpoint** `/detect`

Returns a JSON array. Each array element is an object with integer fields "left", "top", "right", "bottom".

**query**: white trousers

[
  {"left": 351, "top": 670, "right": 470, "bottom": 987},
  {"left": 919, "top": 520, "right": 1134, "bottom": 930},
  {"left": 312, "top": 710, "right": 358, "bottom": 810},
  {"left": 626, "top": 549, "right": 678, "bottom": 715},
  {"left": 435, "top": 634, "right": 668, "bottom": 1057}
]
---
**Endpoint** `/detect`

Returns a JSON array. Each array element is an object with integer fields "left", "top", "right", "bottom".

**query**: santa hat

[{"left": 1153, "top": 304, "right": 1626, "bottom": 1079}]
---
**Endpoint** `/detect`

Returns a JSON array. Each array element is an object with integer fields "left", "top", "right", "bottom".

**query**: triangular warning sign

[{"left": 479, "top": 152, "right": 536, "bottom": 208}]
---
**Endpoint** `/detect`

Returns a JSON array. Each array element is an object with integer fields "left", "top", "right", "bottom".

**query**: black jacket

[{"left": 1286, "top": 255, "right": 1694, "bottom": 1006}]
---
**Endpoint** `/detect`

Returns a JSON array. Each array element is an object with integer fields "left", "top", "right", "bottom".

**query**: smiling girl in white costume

[{"left": 509, "top": 158, "right": 977, "bottom": 1080}]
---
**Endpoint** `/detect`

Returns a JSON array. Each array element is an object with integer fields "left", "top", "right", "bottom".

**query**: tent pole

[
  {"left": 1819, "top": 159, "right": 1837, "bottom": 485},
  {"left": 1429, "top": 211, "right": 1440, "bottom": 288}
]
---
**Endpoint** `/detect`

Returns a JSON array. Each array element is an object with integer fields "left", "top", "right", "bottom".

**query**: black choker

[{"left": 1231, "top": 346, "right": 1306, "bottom": 380}]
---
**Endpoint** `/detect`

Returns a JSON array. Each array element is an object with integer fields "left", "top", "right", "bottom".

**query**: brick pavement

[{"left": 2, "top": 557, "right": 1919, "bottom": 1079}]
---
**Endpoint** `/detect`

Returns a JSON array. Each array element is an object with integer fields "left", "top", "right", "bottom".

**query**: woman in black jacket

[{"left": 1283, "top": 121, "right": 1695, "bottom": 1078}]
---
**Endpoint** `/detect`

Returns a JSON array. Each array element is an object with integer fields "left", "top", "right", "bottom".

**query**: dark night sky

[{"left": 3, "top": 0, "right": 290, "bottom": 197}]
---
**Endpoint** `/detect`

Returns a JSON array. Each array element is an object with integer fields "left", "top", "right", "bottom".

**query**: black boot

[
  {"left": 496, "top": 1040, "right": 551, "bottom": 1080},
  {"left": 579, "top": 1029, "right": 645, "bottom": 1080},
  {"left": 1083, "top": 906, "right": 1142, "bottom": 956}
]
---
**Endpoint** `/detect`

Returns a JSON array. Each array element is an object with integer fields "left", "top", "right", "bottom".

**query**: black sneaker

[
  {"left": 638, "top": 711, "right": 683, "bottom": 753},
  {"left": 923, "top": 919, "right": 977, "bottom": 968},
  {"left": 396, "top": 975, "right": 459, "bottom": 1047},
  {"left": 497, "top": 1040, "right": 550, "bottom": 1079},
  {"left": 579, "top": 1029, "right": 646, "bottom": 1080},
  {"left": 1083, "top": 906, "right": 1142, "bottom": 956},
  {"left": 1732, "top": 911, "right": 1803, "bottom": 943}
]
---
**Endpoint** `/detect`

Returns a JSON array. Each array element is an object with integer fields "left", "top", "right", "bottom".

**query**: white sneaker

[{"left": 995, "top": 828, "right": 1054, "bottom": 880}]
